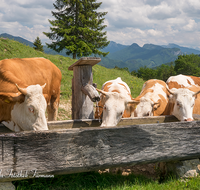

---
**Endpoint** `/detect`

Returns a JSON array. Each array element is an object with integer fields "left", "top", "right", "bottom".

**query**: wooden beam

[
  {"left": 72, "top": 65, "right": 94, "bottom": 119},
  {"left": 1, "top": 120, "right": 200, "bottom": 182},
  {"left": 81, "top": 83, "right": 100, "bottom": 102}
]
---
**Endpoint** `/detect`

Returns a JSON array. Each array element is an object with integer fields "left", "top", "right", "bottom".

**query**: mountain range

[{"left": 1, "top": 33, "right": 200, "bottom": 71}]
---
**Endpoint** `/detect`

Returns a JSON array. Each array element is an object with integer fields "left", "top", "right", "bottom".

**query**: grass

[
  {"left": 0, "top": 37, "right": 144, "bottom": 100},
  {"left": 13, "top": 171, "right": 200, "bottom": 190}
]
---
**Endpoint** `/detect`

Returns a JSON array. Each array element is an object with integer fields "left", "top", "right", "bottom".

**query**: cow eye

[
  {"left": 177, "top": 102, "right": 180, "bottom": 107},
  {"left": 104, "top": 106, "right": 106, "bottom": 110},
  {"left": 28, "top": 106, "right": 34, "bottom": 113}
]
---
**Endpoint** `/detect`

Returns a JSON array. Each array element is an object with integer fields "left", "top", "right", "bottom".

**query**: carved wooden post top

[{"left": 68, "top": 57, "right": 101, "bottom": 71}]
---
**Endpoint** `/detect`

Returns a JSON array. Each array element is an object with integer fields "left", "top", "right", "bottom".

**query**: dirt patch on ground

[
  {"left": 58, "top": 99, "right": 72, "bottom": 120},
  {"left": 99, "top": 163, "right": 159, "bottom": 180}
]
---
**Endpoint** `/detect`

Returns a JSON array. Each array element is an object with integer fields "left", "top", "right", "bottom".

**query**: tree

[
  {"left": 44, "top": 0, "right": 110, "bottom": 59},
  {"left": 136, "top": 66, "right": 157, "bottom": 81},
  {"left": 174, "top": 54, "right": 200, "bottom": 76},
  {"left": 156, "top": 62, "right": 176, "bottom": 81},
  {"left": 33, "top": 37, "right": 44, "bottom": 52}
]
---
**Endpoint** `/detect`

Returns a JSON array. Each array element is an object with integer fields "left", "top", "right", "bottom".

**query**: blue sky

[{"left": 1, "top": 0, "right": 200, "bottom": 49}]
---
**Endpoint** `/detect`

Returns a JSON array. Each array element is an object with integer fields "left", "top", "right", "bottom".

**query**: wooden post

[{"left": 68, "top": 57, "right": 101, "bottom": 119}]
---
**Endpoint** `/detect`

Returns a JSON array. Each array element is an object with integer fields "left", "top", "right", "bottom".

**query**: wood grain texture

[
  {"left": 1, "top": 120, "right": 200, "bottom": 181},
  {"left": 72, "top": 65, "right": 94, "bottom": 119},
  {"left": 81, "top": 84, "right": 100, "bottom": 102}
]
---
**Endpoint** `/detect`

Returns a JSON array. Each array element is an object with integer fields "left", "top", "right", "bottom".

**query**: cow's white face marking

[
  {"left": 10, "top": 84, "right": 48, "bottom": 131},
  {"left": 135, "top": 83, "right": 167, "bottom": 117},
  {"left": 100, "top": 92, "right": 127, "bottom": 127},
  {"left": 170, "top": 88, "right": 196, "bottom": 121},
  {"left": 167, "top": 74, "right": 196, "bottom": 87},
  {"left": 134, "top": 97, "right": 154, "bottom": 117}
]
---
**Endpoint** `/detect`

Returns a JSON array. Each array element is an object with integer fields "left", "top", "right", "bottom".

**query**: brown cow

[
  {"left": 0, "top": 57, "right": 62, "bottom": 131},
  {"left": 132, "top": 79, "right": 170, "bottom": 117}
]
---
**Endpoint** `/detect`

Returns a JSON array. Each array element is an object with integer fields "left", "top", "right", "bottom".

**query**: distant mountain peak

[
  {"left": 130, "top": 43, "right": 140, "bottom": 48},
  {"left": 143, "top": 44, "right": 163, "bottom": 50},
  {"left": 0, "top": 33, "right": 34, "bottom": 47}
]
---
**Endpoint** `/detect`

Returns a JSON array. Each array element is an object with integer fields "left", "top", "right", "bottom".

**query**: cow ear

[
  {"left": 127, "top": 99, "right": 140, "bottom": 104},
  {"left": 126, "top": 100, "right": 140, "bottom": 111},
  {"left": 0, "top": 93, "right": 25, "bottom": 103}
]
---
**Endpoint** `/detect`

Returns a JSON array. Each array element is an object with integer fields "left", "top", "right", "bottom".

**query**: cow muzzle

[{"left": 184, "top": 118, "right": 193, "bottom": 122}]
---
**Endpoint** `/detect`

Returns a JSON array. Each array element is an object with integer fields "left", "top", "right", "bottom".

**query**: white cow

[{"left": 95, "top": 77, "right": 138, "bottom": 127}]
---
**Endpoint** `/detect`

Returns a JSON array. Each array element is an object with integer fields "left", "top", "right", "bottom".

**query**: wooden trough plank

[
  {"left": 0, "top": 115, "right": 178, "bottom": 133},
  {"left": 47, "top": 115, "right": 180, "bottom": 130},
  {"left": 0, "top": 114, "right": 198, "bottom": 133},
  {"left": 1, "top": 120, "right": 200, "bottom": 181}
]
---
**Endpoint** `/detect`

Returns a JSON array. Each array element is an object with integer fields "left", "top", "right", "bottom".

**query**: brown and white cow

[
  {"left": 132, "top": 79, "right": 169, "bottom": 117},
  {"left": 0, "top": 57, "right": 62, "bottom": 132},
  {"left": 95, "top": 77, "right": 138, "bottom": 127},
  {"left": 166, "top": 74, "right": 200, "bottom": 121}
]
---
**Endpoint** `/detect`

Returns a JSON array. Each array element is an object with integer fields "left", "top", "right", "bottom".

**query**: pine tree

[
  {"left": 33, "top": 37, "right": 44, "bottom": 52},
  {"left": 43, "top": 0, "right": 110, "bottom": 59}
]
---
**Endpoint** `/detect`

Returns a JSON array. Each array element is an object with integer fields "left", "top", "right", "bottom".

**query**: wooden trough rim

[
  {"left": 1, "top": 114, "right": 200, "bottom": 133},
  {"left": 0, "top": 118, "right": 199, "bottom": 137}
]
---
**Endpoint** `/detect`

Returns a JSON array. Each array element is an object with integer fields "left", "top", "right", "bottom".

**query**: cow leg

[
  {"left": 47, "top": 95, "right": 59, "bottom": 121},
  {"left": 2, "top": 121, "right": 22, "bottom": 132}
]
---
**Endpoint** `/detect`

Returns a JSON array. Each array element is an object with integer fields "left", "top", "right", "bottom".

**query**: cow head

[
  {"left": 167, "top": 87, "right": 200, "bottom": 121},
  {"left": 0, "top": 84, "right": 48, "bottom": 131},
  {"left": 134, "top": 97, "right": 160, "bottom": 117},
  {"left": 97, "top": 89, "right": 138, "bottom": 127}
]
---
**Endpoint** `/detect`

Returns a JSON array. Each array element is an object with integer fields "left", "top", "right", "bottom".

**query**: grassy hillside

[{"left": 0, "top": 37, "right": 144, "bottom": 103}]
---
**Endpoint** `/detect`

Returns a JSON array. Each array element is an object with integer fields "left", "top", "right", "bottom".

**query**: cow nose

[{"left": 184, "top": 118, "right": 193, "bottom": 121}]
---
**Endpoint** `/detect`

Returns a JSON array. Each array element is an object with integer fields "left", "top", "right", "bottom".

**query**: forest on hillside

[{"left": 128, "top": 54, "right": 200, "bottom": 81}]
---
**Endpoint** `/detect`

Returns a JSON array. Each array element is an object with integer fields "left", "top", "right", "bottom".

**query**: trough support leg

[{"left": 0, "top": 182, "right": 15, "bottom": 190}]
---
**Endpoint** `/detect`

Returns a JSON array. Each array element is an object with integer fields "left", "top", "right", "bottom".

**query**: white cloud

[{"left": 0, "top": 0, "right": 200, "bottom": 48}]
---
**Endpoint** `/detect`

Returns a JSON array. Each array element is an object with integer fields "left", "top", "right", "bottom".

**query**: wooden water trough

[
  {"left": 1, "top": 57, "right": 200, "bottom": 185},
  {"left": 1, "top": 115, "right": 200, "bottom": 183}
]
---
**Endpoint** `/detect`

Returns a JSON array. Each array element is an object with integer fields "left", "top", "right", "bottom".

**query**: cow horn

[
  {"left": 166, "top": 85, "right": 174, "bottom": 95},
  {"left": 41, "top": 83, "right": 46, "bottom": 90},
  {"left": 193, "top": 90, "right": 200, "bottom": 97},
  {"left": 15, "top": 84, "right": 27, "bottom": 95},
  {"left": 96, "top": 88, "right": 109, "bottom": 96}
]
